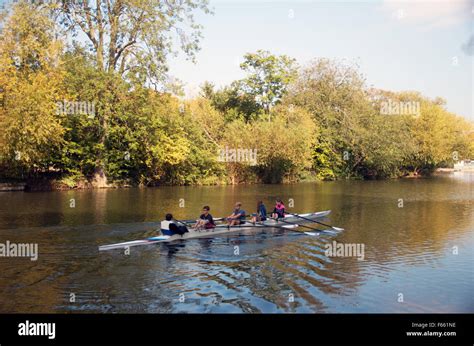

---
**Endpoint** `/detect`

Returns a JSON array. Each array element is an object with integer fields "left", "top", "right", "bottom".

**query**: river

[{"left": 0, "top": 173, "right": 472, "bottom": 313}]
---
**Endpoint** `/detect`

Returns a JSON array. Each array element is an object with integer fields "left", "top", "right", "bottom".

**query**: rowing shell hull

[{"left": 98, "top": 210, "right": 331, "bottom": 251}]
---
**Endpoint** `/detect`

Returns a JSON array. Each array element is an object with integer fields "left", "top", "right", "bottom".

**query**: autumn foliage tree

[{"left": 0, "top": 3, "right": 66, "bottom": 178}]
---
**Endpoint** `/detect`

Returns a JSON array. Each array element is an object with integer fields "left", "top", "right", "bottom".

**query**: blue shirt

[
  {"left": 258, "top": 204, "right": 267, "bottom": 218},
  {"left": 233, "top": 209, "right": 246, "bottom": 220}
]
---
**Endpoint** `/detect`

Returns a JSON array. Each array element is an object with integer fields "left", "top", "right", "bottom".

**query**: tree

[
  {"left": 58, "top": 50, "right": 200, "bottom": 186},
  {"left": 43, "top": 0, "right": 211, "bottom": 184},
  {"left": 0, "top": 2, "right": 66, "bottom": 178},
  {"left": 205, "top": 82, "right": 262, "bottom": 123},
  {"left": 406, "top": 99, "right": 474, "bottom": 174},
  {"left": 286, "top": 60, "right": 429, "bottom": 179},
  {"left": 160, "top": 98, "right": 226, "bottom": 185},
  {"left": 221, "top": 105, "right": 316, "bottom": 183},
  {"left": 286, "top": 58, "right": 369, "bottom": 178},
  {"left": 239, "top": 50, "right": 298, "bottom": 118},
  {"left": 51, "top": 0, "right": 211, "bottom": 86}
]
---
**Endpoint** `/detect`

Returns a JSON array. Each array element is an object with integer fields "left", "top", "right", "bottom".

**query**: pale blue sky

[{"left": 169, "top": 0, "right": 473, "bottom": 120}]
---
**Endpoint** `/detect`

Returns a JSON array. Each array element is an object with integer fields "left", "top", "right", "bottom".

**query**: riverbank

[
  {"left": 0, "top": 182, "right": 27, "bottom": 192},
  {"left": 0, "top": 178, "right": 126, "bottom": 192},
  {"left": 0, "top": 169, "right": 454, "bottom": 192}
]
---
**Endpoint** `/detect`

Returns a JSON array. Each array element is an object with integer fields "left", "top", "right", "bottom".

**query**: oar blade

[{"left": 304, "top": 231, "right": 319, "bottom": 236}]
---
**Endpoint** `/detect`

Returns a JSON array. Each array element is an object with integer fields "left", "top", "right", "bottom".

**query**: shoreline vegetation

[
  {"left": 0, "top": 168, "right": 462, "bottom": 192},
  {"left": 1, "top": 2, "right": 473, "bottom": 192},
  {"left": 0, "top": 168, "right": 463, "bottom": 192}
]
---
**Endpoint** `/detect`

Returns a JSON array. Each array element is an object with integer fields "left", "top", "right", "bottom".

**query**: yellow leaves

[
  {"left": 152, "top": 131, "right": 191, "bottom": 166},
  {"left": 221, "top": 105, "right": 316, "bottom": 172},
  {"left": 0, "top": 2, "right": 64, "bottom": 78},
  {"left": 0, "top": 2, "right": 66, "bottom": 165},
  {"left": 187, "top": 98, "right": 224, "bottom": 141},
  {"left": 412, "top": 100, "right": 473, "bottom": 164},
  {"left": 1, "top": 73, "right": 65, "bottom": 163}
]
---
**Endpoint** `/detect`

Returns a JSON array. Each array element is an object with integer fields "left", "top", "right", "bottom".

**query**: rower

[
  {"left": 160, "top": 213, "right": 189, "bottom": 236},
  {"left": 194, "top": 206, "right": 216, "bottom": 230},
  {"left": 250, "top": 201, "right": 267, "bottom": 223},
  {"left": 272, "top": 199, "right": 285, "bottom": 219},
  {"left": 226, "top": 202, "right": 246, "bottom": 226}
]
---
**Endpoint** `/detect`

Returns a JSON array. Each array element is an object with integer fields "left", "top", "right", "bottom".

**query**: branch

[
  {"left": 82, "top": 1, "right": 97, "bottom": 46},
  {"left": 95, "top": 0, "right": 105, "bottom": 69},
  {"left": 113, "top": 9, "right": 145, "bottom": 70},
  {"left": 201, "top": 126, "right": 219, "bottom": 146},
  {"left": 114, "top": 39, "right": 136, "bottom": 68}
]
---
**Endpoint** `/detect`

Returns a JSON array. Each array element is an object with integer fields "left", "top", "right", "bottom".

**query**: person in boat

[
  {"left": 226, "top": 202, "right": 246, "bottom": 226},
  {"left": 272, "top": 199, "right": 285, "bottom": 219},
  {"left": 160, "top": 213, "right": 189, "bottom": 236},
  {"left": 250, "top": 201, "right": 267, "bottom": 223},
  {"left": 194, "top": 205, "right": 216, "bottom": 230}
]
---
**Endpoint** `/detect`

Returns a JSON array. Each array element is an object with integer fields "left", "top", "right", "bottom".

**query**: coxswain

[{"left": 160, "top": 213, "right": 188, "bottom": 236}]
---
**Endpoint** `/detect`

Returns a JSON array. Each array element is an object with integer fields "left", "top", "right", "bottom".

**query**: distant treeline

[{"left": 0, "top": 2, "right": 472, "bottom": 187}]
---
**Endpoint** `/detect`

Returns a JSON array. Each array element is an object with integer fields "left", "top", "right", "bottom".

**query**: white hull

[{"left": 99, "top": 210, "right": 331, "bottom": 251}]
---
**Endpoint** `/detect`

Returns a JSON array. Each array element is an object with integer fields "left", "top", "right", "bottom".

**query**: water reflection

[{"left": 0, "top": 174, "right": 472, "bottom": 313}]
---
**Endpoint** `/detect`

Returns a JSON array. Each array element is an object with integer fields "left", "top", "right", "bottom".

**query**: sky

[{"left": 168, "top": 0, "right": 473, "bottom": 120}]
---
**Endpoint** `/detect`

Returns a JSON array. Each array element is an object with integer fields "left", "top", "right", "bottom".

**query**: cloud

[
  {"left": 381, "top": 0, "right": 471, "bottom": 29},
  {"left": 461, "top": 35, "right": 474, "bottom": 56}
]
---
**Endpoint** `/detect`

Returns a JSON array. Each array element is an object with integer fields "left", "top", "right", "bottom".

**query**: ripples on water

[{"left": 0, "top": 174, "right": 472, "bottom": 313}]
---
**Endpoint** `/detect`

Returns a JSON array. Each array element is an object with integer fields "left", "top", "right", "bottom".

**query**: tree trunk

[{"left": 91, "top": 166, "right": 109, "bottom": 188}]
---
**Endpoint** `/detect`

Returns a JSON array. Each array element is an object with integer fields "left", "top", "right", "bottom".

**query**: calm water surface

[{"left": 0, "top": 173, "right": 472, "bottom": 313}]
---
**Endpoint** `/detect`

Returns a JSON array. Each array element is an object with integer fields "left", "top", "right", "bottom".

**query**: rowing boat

[{"left": 98, "top": 210, "right": 331, "bottom": 251}]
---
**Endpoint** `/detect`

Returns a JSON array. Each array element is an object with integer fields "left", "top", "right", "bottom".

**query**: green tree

[
  {"left": 51, "top": 0, "right": 211, "bottom": 82},
  {"left": 205, "top": 82, "right": 262, "bottom": 123},
  {"left": 287, "top": 60, "right": 424, "bottom": 179},
  {"left": 286, "top": 58, "right": 369, "bottom": 178},
  {"left": 47, "top": 0, "right": 211, "bottom": 184},
  {"left": 240, "top": 50, "right": 298, "bottom": 118},
  {"left": 221, "top": 105, "right": 316, "bottom": 183}
]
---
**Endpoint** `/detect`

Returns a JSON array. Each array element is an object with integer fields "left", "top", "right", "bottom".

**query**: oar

[
  {"left": 177, "top": 216, "right": 322, "bottom": 236},
  {"left": 267, "top": 217, "right": 323, "bottom": 236},
  {"left": 285, "top": 212, "right": 344, "bottom": 231},
  {"left": 210, "top": 219, "right": 321, "bottom": 236},
  {"left": 174, "top": 219, "right": 192, "bottom": 226},
  {"left": 244, "top": 222, "right": 320, "bottom": 236},
  {"left": 178, "top": 217, "right": 225, "bottom": 224}
]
